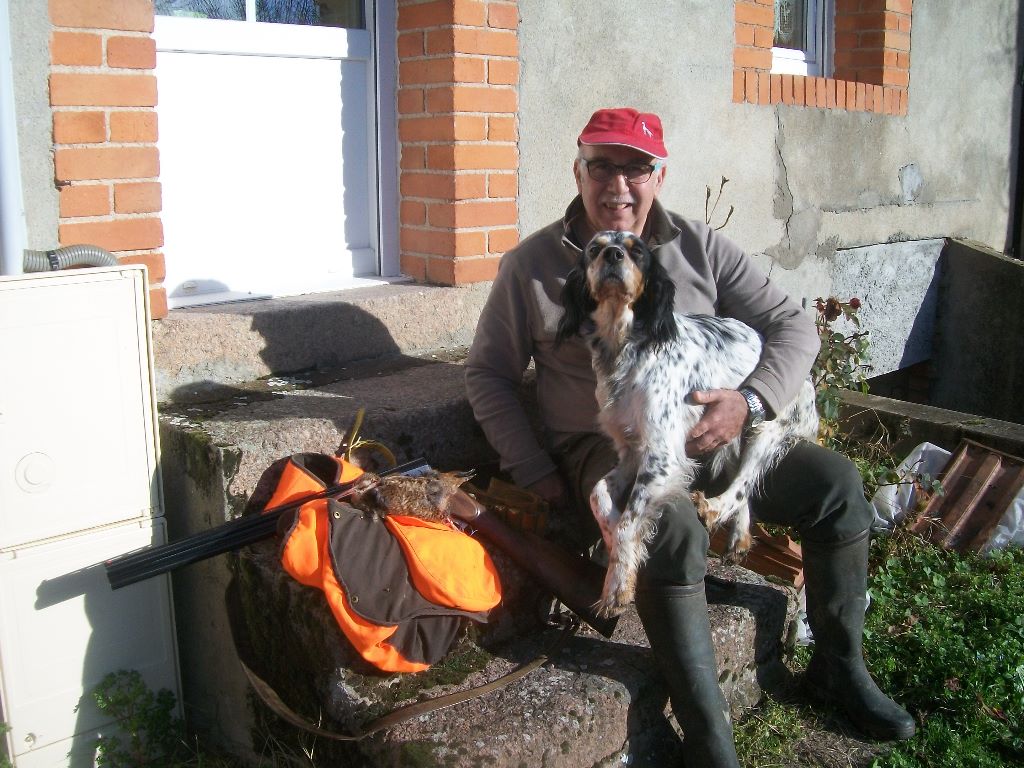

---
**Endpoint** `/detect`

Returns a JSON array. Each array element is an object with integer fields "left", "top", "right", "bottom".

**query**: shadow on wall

[
  {"left": 162, "top": 300, "right": 505, "bottom": 518},
  {"left": 897, "top": 259, "right": 943, "bottom": 373},
  {"left": 930, "top": 239, "right": 1024, "bottom": 426}
]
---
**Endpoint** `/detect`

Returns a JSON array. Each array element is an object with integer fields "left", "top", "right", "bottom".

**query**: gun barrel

[{"left": 104, "top": 457, "right": 429, "bottom": 590}]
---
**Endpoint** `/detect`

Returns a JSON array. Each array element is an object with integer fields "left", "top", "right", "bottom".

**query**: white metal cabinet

[
  {"left": 0, "top": 267, "right": 161, "bottom": 548},
  {"left": 0, "top": 266, "right": 180, "bottom": 767},
  {"left": 0, "top": 520, "right": 179, "bottom": 767}
]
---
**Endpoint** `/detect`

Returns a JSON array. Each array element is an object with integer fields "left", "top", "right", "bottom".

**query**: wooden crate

[
  {"left": 910, "top": 438, "right": 1024, "bottom": 552},
  {"left": 710, "top": 523, "right": 804, "bottom": 589}
]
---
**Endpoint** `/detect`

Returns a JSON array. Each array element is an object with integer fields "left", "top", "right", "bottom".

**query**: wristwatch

[{"left": 739, "top": 388, "right": 766, "bottom": 429}]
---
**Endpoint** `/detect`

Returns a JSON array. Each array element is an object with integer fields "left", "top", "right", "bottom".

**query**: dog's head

[{"left": 556, "top": 231, "right": 677, "bottom": 348}]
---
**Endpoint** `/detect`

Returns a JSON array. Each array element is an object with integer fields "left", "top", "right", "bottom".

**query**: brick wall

[
  {"left": 396, "top": 0, "right": 519, "bottom": 284},
  {"left": 48, "top": 0, "right": 167, "bottom": 318},
  {"left": 733, "top": 0, "right": 912, "bottom": 115}
]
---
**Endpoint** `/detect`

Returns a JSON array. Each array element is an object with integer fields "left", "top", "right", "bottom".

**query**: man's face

[{"left": 573, "top": 144, "right": 666, "bottom": 240}]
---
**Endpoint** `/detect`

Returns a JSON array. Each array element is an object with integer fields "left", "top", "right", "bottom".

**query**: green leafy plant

[
  {"left": 865, "top": 533, "right": 1024, "bottom": 767},
  {"left": 90, "top": 670, "right": 186, "bottom": 767},
  {"left": 88, "top": 671, "right": 319, "bottom": 767},
  {"left": 810, "top": 296, "right": 943, "bottom": 502},
  {"left": 811, "top": 296, "right": 871, "bottom": 445},
  {"left": 809, "top": 295, "right": 905, "bottom": 501}
]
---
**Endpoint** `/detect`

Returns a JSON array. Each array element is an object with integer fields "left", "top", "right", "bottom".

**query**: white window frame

[
  {"left": 771, "top": 0, "right": 833, "bottom": 78},
  {"left": 151, "top": 0, "right": 401, "bottom": 307}
]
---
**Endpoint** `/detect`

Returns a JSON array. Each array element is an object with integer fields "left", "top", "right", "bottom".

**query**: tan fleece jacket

[{"left": 465, "top": 197, "right": 819, "bottom": 487}]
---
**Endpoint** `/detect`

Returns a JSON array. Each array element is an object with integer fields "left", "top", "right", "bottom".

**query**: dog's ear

[
  {"left": 632, "top": 248, "right": 678, "bottom": 347},
  {"left": 555, "top": 264, "right": 595, "bottom": 345}
]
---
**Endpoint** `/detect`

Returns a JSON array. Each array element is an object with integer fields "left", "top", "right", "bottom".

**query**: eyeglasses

[{"left": 578, "top": 157, "right": 663, "bottom": 184}]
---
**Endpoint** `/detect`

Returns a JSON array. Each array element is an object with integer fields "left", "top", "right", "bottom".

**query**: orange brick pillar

[
  {"left": 397, "top": 0, "right": 519, "bottom": 285},
  {"left": 833, "top": 0, "right": 912, "bottom": 90},
  {"left": 48, "top": 0, "right": 167, "bottom": 318}
]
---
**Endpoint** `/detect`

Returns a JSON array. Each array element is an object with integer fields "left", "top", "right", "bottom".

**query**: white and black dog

[{"left": 556, "top": 231, "right": 818, "bottom": 617}]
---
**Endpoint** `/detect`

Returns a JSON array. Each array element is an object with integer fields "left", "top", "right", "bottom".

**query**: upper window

[
  {"left": 155, "top": 0, "right": 365, "bottom": 29},
  {"left": 772, "top": 0, "right": 832, "bottom": 77}
]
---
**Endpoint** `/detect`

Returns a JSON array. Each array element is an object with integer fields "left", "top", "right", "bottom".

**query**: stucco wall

[
  {"left": 517, "top": 0, "right": 1021, "bottom": 363},
  {"left": 9, "top": 0, "right": 59, "bottom": 250},
  {"left": 829, "top": 239, "right": 943, "bottom": 376}
]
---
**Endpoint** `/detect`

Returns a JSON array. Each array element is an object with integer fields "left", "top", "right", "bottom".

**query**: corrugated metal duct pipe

[{"left": 22, "top": 245, "right": 119, "bottom": 272}]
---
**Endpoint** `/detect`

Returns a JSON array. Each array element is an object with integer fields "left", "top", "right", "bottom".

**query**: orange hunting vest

[{"left": 263, "top": 454, "right": 502, "bottom": 673}]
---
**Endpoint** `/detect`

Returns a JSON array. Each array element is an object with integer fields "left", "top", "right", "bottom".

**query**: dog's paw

[
  {"left": 693, "top": 491, "right": 721, "bottom": 528},
  {"left": 593, "top": 590, "right": 630, "bottom": 619},
  {"left": 590, "top": 481, "right": 621, "bottom": 527},
  {"left": 596, "top": 562, "right": 634, "bottom": 618},
  {"left": 722, "top": 525, "right": 752, "bottom": 565}
]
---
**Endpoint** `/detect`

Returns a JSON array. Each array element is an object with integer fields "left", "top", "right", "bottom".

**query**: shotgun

[
  {"left": 104, "top": 457, "right": 430, "bottom": 590},
  {"left": 106, "top": 460, "right": 618, "bottom": 638}
]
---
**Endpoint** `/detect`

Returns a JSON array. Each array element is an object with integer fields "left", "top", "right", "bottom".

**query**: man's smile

[{"left": 603, "top": 199, "right": 633, "bottom": 211}]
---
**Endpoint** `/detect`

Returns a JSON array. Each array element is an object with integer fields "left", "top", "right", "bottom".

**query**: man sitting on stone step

[{"left": 464, "top": 107, "right": 915, "bottom": 767}]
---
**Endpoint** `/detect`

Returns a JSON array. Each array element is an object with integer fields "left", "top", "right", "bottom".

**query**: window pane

[
  {"left": 156, "top": 0, "right": 245, "bottom": 20},
  {"left": 256, "top": 0, "right": 365, "bottom": 28},
  {"left": 156, "top": 0, "right": 366, "bottom": 27},
  {"left": 774, "top": 0, "right": 808, "bottom": 50}
]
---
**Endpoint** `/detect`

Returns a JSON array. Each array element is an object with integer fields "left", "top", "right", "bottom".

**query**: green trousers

[{"left": 554, "top": 433, "right": 874, "bottom": 585}]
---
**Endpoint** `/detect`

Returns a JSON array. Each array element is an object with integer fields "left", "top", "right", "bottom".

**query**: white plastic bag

[
  {"left": 870, "top": 442, "right": 950, "bottom": 531},
  {"left": 983, "top": 486, "right": 1024, "bottom": 553}
]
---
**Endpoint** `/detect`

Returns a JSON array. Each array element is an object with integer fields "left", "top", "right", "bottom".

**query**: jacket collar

[{"left": 559, "top": 195, "right": 680, "bottom": 253}]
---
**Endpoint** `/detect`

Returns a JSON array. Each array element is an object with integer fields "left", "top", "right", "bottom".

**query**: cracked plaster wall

[
  {"left": 518, "top": 0, "right": 1022, "bottom": 374},
  {"left": 9, "top": 0, "right": 59, "bottom": 250}
]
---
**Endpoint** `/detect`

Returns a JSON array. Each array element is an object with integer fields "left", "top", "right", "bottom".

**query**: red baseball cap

[{"left": 578, "top": 107, "right": 668, "bottom": 159}]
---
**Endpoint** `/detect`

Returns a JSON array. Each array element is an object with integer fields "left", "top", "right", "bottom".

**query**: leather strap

[{"left": 239, "top": 615, "right": 579, "bottom": 741}]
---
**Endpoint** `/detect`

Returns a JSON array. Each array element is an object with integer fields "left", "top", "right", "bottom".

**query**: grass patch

[
  {"left": 734, "top": 698, "right": 805, "bottom": 766},
  {"left": 734, "top": 532, "right": 1024, "bottom": 768},
  {"left": 864, "top": 533, "right": 1024, "bottom": 767}
]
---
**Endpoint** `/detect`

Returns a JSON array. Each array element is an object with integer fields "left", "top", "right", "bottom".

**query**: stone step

[
  {"left": 152, "top": 281, "right": 491, "bottom": 403},
  {"left": 233, "top": 541, "right": 796, "bottom": 768},
  {"left": 156, "top": 342, "right": 796, "bottom": 765}
]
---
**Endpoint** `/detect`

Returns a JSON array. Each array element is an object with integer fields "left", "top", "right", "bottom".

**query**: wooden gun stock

[{"left": 467, "top": 506, "right": 618, "bottom": 638}]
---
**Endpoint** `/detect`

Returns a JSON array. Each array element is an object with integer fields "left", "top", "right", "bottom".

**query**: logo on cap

[{"left": 641, "top": 121, "right": 653, "bottom": 138}]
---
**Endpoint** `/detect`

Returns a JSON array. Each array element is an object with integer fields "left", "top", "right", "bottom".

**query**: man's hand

[
  {"left": 527, "top": 471, "right": 570, "bottom": 510},
  {"left": 685, "top": 389, "right": 748, "bottom": 455}
]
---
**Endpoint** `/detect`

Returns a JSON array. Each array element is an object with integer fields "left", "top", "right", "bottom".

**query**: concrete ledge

[
  {"left": 161, "top": 356, "right": 494, "bottom": 515},
  {"left": 931, "top": 240, "right": 1024, "bottom": 425},
  {"left": 234, "top": 543, "right": 794, "bottom": 768},
  {"left": 160, "top": 355, "right": 497, "bottom": 754},
  {"left": 152, "top": 281, "right": 492, "bottom": 403},
  {"left": 840, "top": 389, "right": 1024, "bottom": 458}
]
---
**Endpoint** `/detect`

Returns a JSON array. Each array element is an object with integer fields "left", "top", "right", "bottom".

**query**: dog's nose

[{"left": 603, "top": 246, "right": 625, "bottom": 263}]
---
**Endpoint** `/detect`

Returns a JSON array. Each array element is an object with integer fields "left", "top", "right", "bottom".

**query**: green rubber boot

[
  {"left": 636, "top": 581, "right": 741, "bottom": 768},
  {"left": 802, "top": 531, "right": 916, "bottom": 740}
]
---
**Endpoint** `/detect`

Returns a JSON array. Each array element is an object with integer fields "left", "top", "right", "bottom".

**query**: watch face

[{"left": 741, "top": 389, "right": 764, "bottom": 427}]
